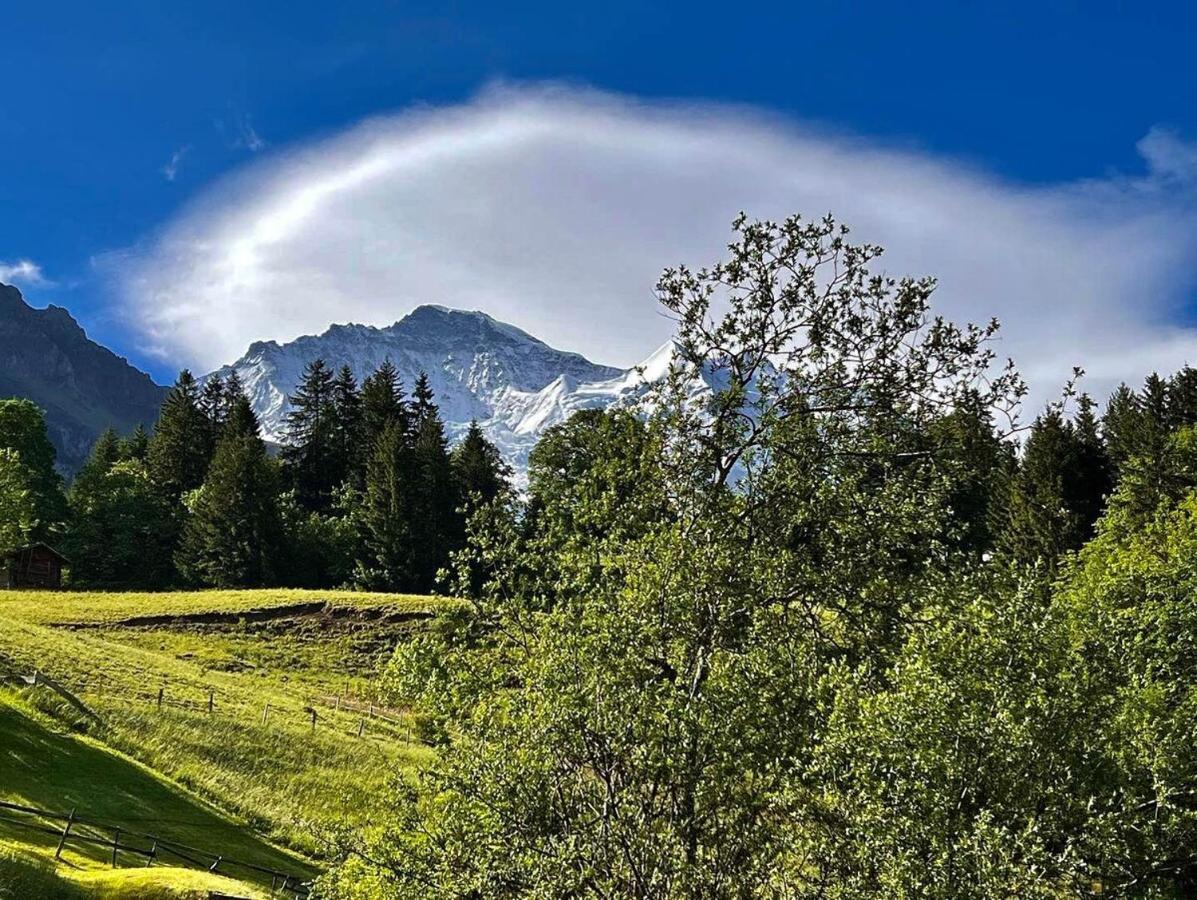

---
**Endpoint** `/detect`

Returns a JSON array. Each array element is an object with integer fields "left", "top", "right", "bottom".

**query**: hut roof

[{"left": 4, "top": 542, "right": 70, "bottom": 564}]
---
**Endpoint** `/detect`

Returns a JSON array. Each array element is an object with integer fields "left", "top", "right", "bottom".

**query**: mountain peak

[
  {"left": 0, "top": 283, "right": 166, "bottom": 472},
  {"left": 210, "top": 305, "right": 639, "bottom": 484}
]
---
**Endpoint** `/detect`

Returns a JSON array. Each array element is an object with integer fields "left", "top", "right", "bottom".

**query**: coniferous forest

[{"left": 5, "top": 214, "right": 1197, "bottom": 895}]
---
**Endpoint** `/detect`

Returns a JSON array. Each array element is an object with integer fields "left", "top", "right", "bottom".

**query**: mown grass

[
  {"left": 0, "top": 588, "right": 452, "bottom": 886},
  {"left": 0, "top": 587, "right": 454, "bottom": 626}
]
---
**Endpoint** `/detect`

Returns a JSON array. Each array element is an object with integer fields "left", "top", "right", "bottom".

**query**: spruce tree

[
  {"left": 332, "top": 364, "right": 362, "bottom": 487},
  {"left": 1001, "top": 404, "right": 1112, "bottom": 568},
  {"left": 1102, "top": 383, "right": 1142, "bottom": 473},
  {"left": 1168, "top": 366, "right": 1197, "bottom": 430},
  {"left": 148, "top": 370, "right": 211, "bottom": 499},
  {"left": 361, "top": 360, "right": 407, "bottom": 438},
  {"left": 282, "top": 358, "right": 339, "bottom": 509},
  {"left": 411, "top": 399, "right": 459, "bottom": 591},
  {"left": 925, "top": 392, "right": 1013, "bottom": 557},
  {"left": 198, "top": 374, "right": 227, "bottom": 453},
  {"left": 1071, "top": 394, "right": 1113, "bottom": 537},
  {"left": 120, "top": 424, "right": 150, "bottom": 462},
  {"left": 176, "top": 395, "right": 281, "bottom": 587},
  {"left": 411, "top": 371, "right": 437, "bottom": 428},
  {"left": 74, "top": 428, "right": 121, "bottom": 493},
  {"left": 356, "top": 419, "right": 417, "bottom": 590},
  {"left": 452, "top": 421, "right": 510, "bottom": 511}
]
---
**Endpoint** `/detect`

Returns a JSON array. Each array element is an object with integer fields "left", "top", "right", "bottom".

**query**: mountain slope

[
  {"left": 210, "top": 305, "right": 684, "bottom": 482},
  {"left": 0, "top": 282, "right": 167, "bottom": 471}
]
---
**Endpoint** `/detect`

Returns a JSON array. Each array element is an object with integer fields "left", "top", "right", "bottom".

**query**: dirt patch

[{"left": 56, "top": 601, "right": 435, "bottom": 631}]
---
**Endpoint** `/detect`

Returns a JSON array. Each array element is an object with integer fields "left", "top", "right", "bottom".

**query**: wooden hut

[{"left": 3, "top": 543, "right": 67, "bottom": 589}]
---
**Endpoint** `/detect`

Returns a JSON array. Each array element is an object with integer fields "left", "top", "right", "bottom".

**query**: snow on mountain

[{"left": 206, "top": 305, "right": 694, "bottom": 484}]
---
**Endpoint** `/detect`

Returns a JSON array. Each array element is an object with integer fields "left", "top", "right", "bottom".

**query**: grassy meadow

[{"left": 0, "top": 588, "right": 457, "bottom": 896}]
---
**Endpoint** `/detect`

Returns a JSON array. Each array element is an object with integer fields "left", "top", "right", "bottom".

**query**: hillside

[
  {"left": 0, "top": 283, "right": 166, "bottom": 472},
  {"left": 0, "top": 588, "right": 457, "bottom": 896}
]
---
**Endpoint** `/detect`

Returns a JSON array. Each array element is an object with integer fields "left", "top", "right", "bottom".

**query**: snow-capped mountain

[{"left": 206, "top": 305, "right": 685, "bottom": 483}]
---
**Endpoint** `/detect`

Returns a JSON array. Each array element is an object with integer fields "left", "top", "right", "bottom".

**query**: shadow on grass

[{"left": 0, "top": 698, "right": 318, "bottom": 886}]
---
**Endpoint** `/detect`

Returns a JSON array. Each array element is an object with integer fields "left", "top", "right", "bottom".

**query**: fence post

[
  {"left": 261, "top": 702, "right": 270, "bottom": 724},
  {"left": 357, "top": 718, "right": 365, "bottom": 738},
  {"left": 112, "top": 827, "right": 121, "bottom": 867},
  {"left": 146, "top": 838, "right": 158, "bottom": 867},
  {"left": 157, "top": 687, "right": 164, "bottom": 710},
  {"left": 310, "top": 708, "right": 317, "bottom": 730},
  {"left": 54, "top": 807, "right": 76, "bottom": 859},
  {"left": 208, "top": 690, "right": 214, "bottom": 714}
]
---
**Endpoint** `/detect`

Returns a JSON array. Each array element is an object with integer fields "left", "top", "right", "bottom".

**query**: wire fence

[
  {"left": 5, "top": 667, "right": 424, "bottom": 746},
  {"left": 0, "top": 799, "right": 313, "bottom": 897}
]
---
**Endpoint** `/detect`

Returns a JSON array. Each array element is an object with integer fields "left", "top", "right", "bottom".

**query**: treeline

[
  {"left": 312, "top": 215, "right": 1197, "bottom": 898},
  {"left": 0, "top": 359, "right": 508, "bottom": 591}
]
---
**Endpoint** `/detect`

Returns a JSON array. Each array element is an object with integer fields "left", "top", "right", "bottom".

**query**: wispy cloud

[
  {"left": 0, "top": 259, "right": 50, "bottom": 286},
  {"left": 117, "top": 84, "right": 1197, "bottom": 413},
  {"left": 162, "top": 145, "right": 190, "bottom": 182}
]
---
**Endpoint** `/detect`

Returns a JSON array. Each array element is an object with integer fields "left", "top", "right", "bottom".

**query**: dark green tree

[
  {"left": 410, "top": 371, "right": 437, "bottom": 429},
  {"left": 198, "top": 374, "right": 227, "bottom": 453},
  {"left": 925, "top": 392, "right": 1015, "bottom": 557},
  {"left": 148, "top": 371, "right": 211, "bottom": 500},
  {"left": 0, "top": 398, "right": 67, "bottom": 540},
  {"left": 120, "top": 423, "right": 150, "bottom": 463},
  {"left": 410, "top": 402, "right": 458, "bottom": 592},
  {"left": 332, "top": 364, "right": 362, "bottom": 487},
  {"left": 355, "top": 420, "right": 417, "bottom": 590},
  {"left": 361, "top": 360, "right": 407, "bottom": 439},
  {"left": 176, "top": 396, "right": 282, "bottom": 587},
  {"left": 282, "top": 358, "right": 339, "bottom": 510},
  {"left": 451, "top": 421, "right": 509, "bottom": 512},
  {"left": 64, "top": 434, "right": 176, "bottom": 588}
]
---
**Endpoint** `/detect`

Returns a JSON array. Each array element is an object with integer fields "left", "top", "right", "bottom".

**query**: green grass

[
  {"left": 0, "top": 838, "right": 273, "bottom": 898},
  {"left": 0, "top": 695, "right": 292, "bottom": 897},
  {"left": 0, "top": 587, "right": 454, "bottom": 626},
  {"left": 0, "top": 588, "right": 455, "bottom": 894}
]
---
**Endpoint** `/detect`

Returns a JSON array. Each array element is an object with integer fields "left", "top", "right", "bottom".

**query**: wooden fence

[{"left": 0, "top": 799, "right": 312, "bottom": 896}]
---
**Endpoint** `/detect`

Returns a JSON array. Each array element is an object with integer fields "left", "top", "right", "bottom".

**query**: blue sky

[{"left": 4, "top": 2, "right": 1197, "bottom": 392}]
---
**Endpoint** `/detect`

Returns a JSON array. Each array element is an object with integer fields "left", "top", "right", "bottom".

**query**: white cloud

[
  {"left": 162, "top": 145, "right": 190, "bottom": 182},
  {"left": 118, "top": 84, "right": 1197, "bottom": 413},
  {"left": 0, "top": 259, "right": 49, "bottom": 286}
]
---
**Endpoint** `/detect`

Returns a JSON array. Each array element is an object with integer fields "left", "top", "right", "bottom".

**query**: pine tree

[
  {"left": 120, "top": 424, "right": 150, "bottom": 462},
  {"left": 452, "top": 421, "right": 510, "bottom": 511},
  {"left": 148, "top": 370, "right": 211, "bottom": 499},
  {"left": 356, "top": 420, "right": 417, "bottom": 590},
  {"left": 74, "top": 429, "right": 122, "bottom": 493},
  {"left": 361, "top": 360, "right": 407, "bottom": 438},
  {"left": 176, "top": 395, "right": 281, "bottom": 587},
  {"left": 411, "top": 371, "right": 437, "bottom": 428},
  {"left": 332, "top": 364, "right": 362, "bottom": 488},
  {"left": 282, "top": 359, "right": 339, "bottom": 510},
  {"left": 1102, "top": 383, "right": 1142, "bottom": 474},
  {"left": 411, "top": 400, "right": 459, "bottom": 591},
  {"left": 1071, "top": 394, "right": 1113, "bottom": 538},
  {"left": 198, "top": 374, "right": 227, "bottom": 453},
  {"left": 1168, "top": 366, "right": 1197, "bottom": 430},
  {"left": 1001, "top": 406, "right": 1111, "bottom": 569},
  {"left": 925, "top": 393, "right": 1013, "bottom": 557}
]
